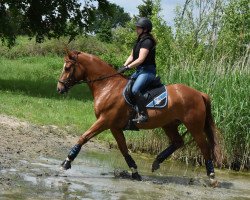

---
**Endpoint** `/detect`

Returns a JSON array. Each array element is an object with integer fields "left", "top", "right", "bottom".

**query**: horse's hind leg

[
  {"left": 152, "top": 122, "right": 184, "bottom": 172},
  {"left": 184, "top": 119, "right": 218, "bottom": 187},
  {"left": 111, "top": 128, "right": 142, "bottom": 181}
]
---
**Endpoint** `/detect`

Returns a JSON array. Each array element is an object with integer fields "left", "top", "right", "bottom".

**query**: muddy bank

[
  {"left": 0, "top": 115, "right": 107, "bottom": 188},
  {"left": 1, "top": 115, "right": 250, "bottom": 200}
]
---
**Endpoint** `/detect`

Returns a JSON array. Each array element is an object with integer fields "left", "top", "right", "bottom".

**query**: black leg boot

[{"left": 132, "top": 93, "right": 148, "bottom": 123}]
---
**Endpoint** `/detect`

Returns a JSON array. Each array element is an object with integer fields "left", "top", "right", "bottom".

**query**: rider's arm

[
  {"left": 124, "top": 50, "right": 134, "bottom": 66},
  {"left": 127, "top": 48, "right": 149, "bottom": 69}
]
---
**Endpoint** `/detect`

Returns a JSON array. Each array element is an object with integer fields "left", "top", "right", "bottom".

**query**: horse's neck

[
  {"left": 79, "top": 53, "right": 127, "bottom": 96},
  {"left": 79, "top": 53, "right": 115, "bottom": 80}
]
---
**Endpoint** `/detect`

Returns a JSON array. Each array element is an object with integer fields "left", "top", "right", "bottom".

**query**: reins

[
  {"left": 58, "top": 52, "right": 125, "bottom": 89},
  {"left": 77, "top": 71, "right": 123, "bottom": 84},
  {"left": 59, "top": 67, "right": 123, "bottom": 89}
]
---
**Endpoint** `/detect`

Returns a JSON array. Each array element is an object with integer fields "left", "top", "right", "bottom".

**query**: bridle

[{"left": 58, "top": 55, "right": 123, "bottom": 90}]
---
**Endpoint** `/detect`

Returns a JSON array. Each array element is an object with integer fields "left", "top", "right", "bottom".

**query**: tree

[
  {"left": 112, "top": 0, "right": 174, "bottom": 71},
  {"left": 173, "top": 0, "right": 249, "bottom": 63},
  {"left": 89, "top": 2, "right": 131, "bottom": 42},
  {"left": 96, "top": 20, "right": 113, "bottom": 42},
  {"left": 0, "top": 0, "right": 110, "bottom": 47},
  {"left": 217, "top": 0, "right": 250, "bottom": 61},
  {"left": 150, "top": 0, "right": 174, "bottom": 73},
  {"left": 137, "top": 0, "right": 154, "bottom": 18},
  {"left": 174, "top": 0, "right": 225, "bottom": 62}
]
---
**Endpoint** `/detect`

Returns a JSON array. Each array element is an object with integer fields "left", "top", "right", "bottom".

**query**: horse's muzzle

[
  {"left": 57, "top": 87, "right": 67, "bottom": 94},
  {"left": 57, "top": 82, "right": 68, "bottom": 94}
]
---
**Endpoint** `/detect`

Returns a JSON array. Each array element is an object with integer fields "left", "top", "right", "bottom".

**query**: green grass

[
  {"left": 0, "top": 56, "right": 96, "bottom": 132},
  {"left": 0, "top": 36, "right": 126, "bottom": 67}
]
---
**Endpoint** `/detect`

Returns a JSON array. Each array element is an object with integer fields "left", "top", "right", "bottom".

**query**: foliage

[
  {"left": 112, "top": 0, "right": 174, "bottom": 78},
  {"left": 112, "top": 19, "right": 137, "bottom": 54},
  {"left": 137, "top": 0, "right": 154, "bottom": 18},
  {"left": 0, "top": 0, "right": 111, "bottom": 47},
  {"left": 89, "top": 2, "right": 131, "bottom": 42},
  {"left": 150, "top": 0, "right": 174, "bottom": 77},
  {"left": 217, "top": 0, "right": 250, "bottom": 62},
  {"left": 174, "top": 0, "right": 223, "bottom": 62},
  {"left": 173, "top": 0, "right": 250, "bottom": 63}
]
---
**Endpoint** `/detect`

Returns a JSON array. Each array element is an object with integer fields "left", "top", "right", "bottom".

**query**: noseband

[{"left": 58, "top": 59, "right": 83, "bottom": 90}]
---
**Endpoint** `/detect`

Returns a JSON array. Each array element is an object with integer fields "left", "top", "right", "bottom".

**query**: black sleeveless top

[{"left": 133, "top": 34, "right": 156, "bottom": 66}]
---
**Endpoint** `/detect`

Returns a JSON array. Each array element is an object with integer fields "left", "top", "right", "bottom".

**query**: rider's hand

[{"left": 117, "top": 66, "right": 130, "bottom": 73}]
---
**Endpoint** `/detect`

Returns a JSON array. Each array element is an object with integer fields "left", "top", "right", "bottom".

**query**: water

[{"left": 0, "top": 149, "right": 249, "bottom": 200}]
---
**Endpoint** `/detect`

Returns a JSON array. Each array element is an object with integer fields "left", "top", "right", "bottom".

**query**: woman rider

[{"left": 119, "top": 17, "right": 157, "bottom": 124}]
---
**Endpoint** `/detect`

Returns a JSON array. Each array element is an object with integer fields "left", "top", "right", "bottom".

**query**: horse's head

[{"left": 57, "top": 50, "right": 85, "bottom": 94}]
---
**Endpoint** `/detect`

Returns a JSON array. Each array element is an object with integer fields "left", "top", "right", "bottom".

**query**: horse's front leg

[
  {"left": 61, "top": 118, "right": 106, "bottom": 170},
  {"left": 111, "top": 128, "right": 142, "bottom": 181}
]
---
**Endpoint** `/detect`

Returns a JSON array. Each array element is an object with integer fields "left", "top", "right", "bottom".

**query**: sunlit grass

[{"left": 0, "top": 56, "right": 96, "bottom": 132}]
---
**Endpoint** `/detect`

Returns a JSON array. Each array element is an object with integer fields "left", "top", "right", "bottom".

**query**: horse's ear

[
  {"left": 70, "top": 50, "right": 81, "bottom": 61},
  {"left": 64, "top": 48, "right": 75, "bottom": 60},
  {"left": 64, "top": 47, "right": 70, "bottom": 57}
]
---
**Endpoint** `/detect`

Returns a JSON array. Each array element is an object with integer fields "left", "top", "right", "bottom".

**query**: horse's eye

[{"left": 64, "top": 66, "right": 71, "bottom": 72}]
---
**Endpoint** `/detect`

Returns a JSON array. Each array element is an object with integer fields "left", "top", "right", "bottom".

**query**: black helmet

[{"left": 136, "top": 17, "right": 152, "bottom": 32}]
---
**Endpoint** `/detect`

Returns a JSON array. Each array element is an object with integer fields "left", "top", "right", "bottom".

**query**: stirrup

[{"left": 132, "top": 114, "right": 148, "bottom": 123}]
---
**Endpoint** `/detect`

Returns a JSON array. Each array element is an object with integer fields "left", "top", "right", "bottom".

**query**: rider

[{"left": 120, "top": 17, "right": 157, "bottom": 123}]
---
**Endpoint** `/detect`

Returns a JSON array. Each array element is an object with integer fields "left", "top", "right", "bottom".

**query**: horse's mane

[{"left": 67, "top": 50, "right": 129, "bottom": 80}]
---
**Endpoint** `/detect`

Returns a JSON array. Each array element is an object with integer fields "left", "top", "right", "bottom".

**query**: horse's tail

[{"left": 202, "top": 93, "right": 222, "bottom": 167}]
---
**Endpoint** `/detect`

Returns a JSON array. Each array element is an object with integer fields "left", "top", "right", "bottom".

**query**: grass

[
  {"left": 0, "top": 36, "right": 126, "bottom": 67},
  {"left": 0, "top": 37, "right": 249, "bottom": 170},
  {"left": 0, "top": 56, "right": 96, "bottom": 131}
]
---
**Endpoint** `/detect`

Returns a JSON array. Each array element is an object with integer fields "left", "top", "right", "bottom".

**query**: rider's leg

[
  {"left": 132, "top": 93, "right": 148, "bottom": 123},
  {"left": 131, "top": 73, "right": 155, "bottom": 123}
]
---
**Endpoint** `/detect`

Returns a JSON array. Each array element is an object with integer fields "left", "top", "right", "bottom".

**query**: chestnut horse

[{"left": 57, "top": 50, "right": 222, "bottom": 186}]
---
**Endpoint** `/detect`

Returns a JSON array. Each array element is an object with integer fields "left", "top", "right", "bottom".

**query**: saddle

[{"left": 123, "top": 77, "right": 168, "bottom": 131}]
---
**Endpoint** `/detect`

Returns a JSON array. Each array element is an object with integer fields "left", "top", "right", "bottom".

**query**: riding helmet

[{"left": 136, "top": 17, "right": 152, "bottom": 32}]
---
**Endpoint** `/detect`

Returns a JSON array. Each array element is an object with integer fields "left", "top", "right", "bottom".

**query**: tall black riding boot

[{"left": 132, "top": 93, "right": 148, "bottom": 123}]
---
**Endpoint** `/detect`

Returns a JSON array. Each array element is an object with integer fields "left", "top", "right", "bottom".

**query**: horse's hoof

[
  {"left": 152, "top": 159, "right": 160, "bottom": 172},
  {"left": 209, "top": 173, "right": 219, "bottom": 187},
  {"left": 210, "top": 178, "right": 219, "bottom": 188},
  {"left": 132, "top": 172, "right": 142, "bottom": 181},
  {"left": 61, "top": 159, "right": 71, "bottom": 170},
  {"left": 114, "top": 170, "right": 131, "bottom": 179}
]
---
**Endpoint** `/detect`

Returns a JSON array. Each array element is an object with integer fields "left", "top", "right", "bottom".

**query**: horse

[{"left": 57, "top": 50, "right": 222, "bottom": 187}]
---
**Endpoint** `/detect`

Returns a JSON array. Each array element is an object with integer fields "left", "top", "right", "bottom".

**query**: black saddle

[
  {"left": 123, "top": 77, "right": 168, "bottom": 131},
  {"left": 123, "top": 76, "right": 165, "bottom": 107}
]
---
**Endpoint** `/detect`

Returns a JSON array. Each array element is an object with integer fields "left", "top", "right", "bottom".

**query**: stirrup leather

[{"left": 132, "top": 112, "right": 148, "bottom": 123}]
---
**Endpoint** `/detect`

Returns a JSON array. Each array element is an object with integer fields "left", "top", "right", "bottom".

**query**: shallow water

[{"left": 1, "top": 149, "right": 250, "bottom": 200}]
